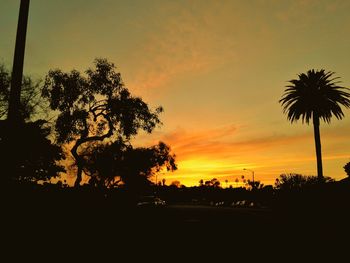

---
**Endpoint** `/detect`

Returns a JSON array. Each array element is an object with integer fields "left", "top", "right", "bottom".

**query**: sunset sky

[{"left": 1, "top": 0, "right": 350, "bottom": 186}]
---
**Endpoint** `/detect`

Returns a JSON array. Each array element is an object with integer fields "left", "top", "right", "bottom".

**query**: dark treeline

[{"left": 4, "top": 171, "right": 349, "bottom": 215}]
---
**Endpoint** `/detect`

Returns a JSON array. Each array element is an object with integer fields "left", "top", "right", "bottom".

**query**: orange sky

[{"left": 1, "top": 0, "right": 350, "bottom": 186}]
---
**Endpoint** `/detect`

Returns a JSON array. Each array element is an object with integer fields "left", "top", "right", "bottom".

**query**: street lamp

[{"left": 243, "top": 168, "right": 254, "bottom": 183}]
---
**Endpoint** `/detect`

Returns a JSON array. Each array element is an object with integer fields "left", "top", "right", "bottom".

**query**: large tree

[
  {"left": 42, "top": 59, "right": 163, "bottom": 187},
  {"left": 280, "top": 69, "right": 350, "bottom": 179}
]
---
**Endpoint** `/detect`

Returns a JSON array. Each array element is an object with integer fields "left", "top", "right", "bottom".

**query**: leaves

[
  {"left": 0, "top": 64, "right": 47, "bottom": 121},
  {"left": 81, "top": 141, "right": 177, "bottom": 189},
  {"left": 42, "top": 58, "right": 166, "bottom": 186},
  {"left": 344, "top": 162, "right": 350, "bottom": 177},
  {"left": 279, "top": 69, "right": 350, "bottom": 124},
  {"left": 0, "top": 120, "right": 65, "bottom": 182},
  {"left": 275, "top": 173, "right": 334, "bottom": 191},
  {"left": 43, "top": 59, "right": 163, "bottom": 146}
]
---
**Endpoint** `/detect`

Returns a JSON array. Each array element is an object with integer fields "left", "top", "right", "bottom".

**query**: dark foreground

[
  {"left": 2, "top": 185, "right": 349, "bottom": 260},
  {"left": 4, "top": 202, "right": 349, "bottom": 247}
]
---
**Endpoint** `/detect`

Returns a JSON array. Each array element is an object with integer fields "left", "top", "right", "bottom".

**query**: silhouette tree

[
  {"left": 240, "top": 175, "right": 246, "bottom": 185},
  {"left": 235, "top": 178, "right": 239, "bottom": 188},
  {"left": 280, "top": 69, "right": 350, "bottom": 179},
  {"left": 82, "top": 141, "right": 176, "bottom": 191},
  {"left": 0, "top": 120, "right": 65, "bottom": 182},
  {"left": 275, "top": 173, "right": 334, "bottom": 191},
  {"left": 42, "top": 59, "right": 163, "bottom": 187},
  {"left": 1, "top": 64, "right": 64, "bottom": 183},
  {"left": 246, "top": 180, "right": 264, "bottom": 190},
  {"left": 344, "top": 162, "right": 350, "bottom": 177},
  {"left": 204, "top": 178, "right": 221, "bottom": 188},
  {"left": 170, "top": 181, "right": 181, "bottom": 188},
  {"left": 1, "top": 64, "right": 46, "bottom": 121},
  {"left": 199, "top": 179, "right": 204, "bottom": 187}
]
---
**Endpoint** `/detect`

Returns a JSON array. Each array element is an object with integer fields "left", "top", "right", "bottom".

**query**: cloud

[
  {"left": 158, "top": 125, "right": 311, "bottom": 161},
  {"left": 125, "top": 1, "right": 236, "bottom": 94}
]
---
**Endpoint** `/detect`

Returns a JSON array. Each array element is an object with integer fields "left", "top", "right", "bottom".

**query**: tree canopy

[
  {"left": 0, "top": 64, "right": 45, "bottom": 121},
  {"left": 82, "top": 141, "right": 177, "bottom": 190},
  {"left": 274, "top": 173, "right": 334, "bottom": 191},
  {"left": 280, "top": 69, "right": 350, "bottom": 124},
  {"left": 42, "top": 58, "right": 168, "bottom": 187},
  {"left": 0, "top": 64, "right": 64, "bottom": 183},
  {"left": 344, "top": 162, "right": 350, "bottom": 177},
  {"left": 0, "top": 119, "right": 65, "bottom": 183}
]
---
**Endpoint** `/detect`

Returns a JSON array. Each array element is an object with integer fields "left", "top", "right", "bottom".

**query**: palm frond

[{"left": 279, "top": 69, "right": 350, "bottom": 124}]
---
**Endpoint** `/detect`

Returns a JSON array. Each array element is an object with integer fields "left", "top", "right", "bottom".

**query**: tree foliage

[
  {"left": 170, "top": 180, "right": 182, "bottom": 188},
  {"left": 42, "top": 58, "right": 165, "bottom": 186},
  {"left": 82, "top": 141, "right": 177, "bottom": 189},
  {"left": 246, "top": 180, "right": 264, "bottom": 190},
  {"left": 0, "top": 120, "right": 65, "bottom": 182},
  {"left": 204, "top": 178, "right": 221, "bottom": 188},
  {"left": 274, "top": 173, "right": 334, "bottom": 191},
  {"left": 344, "top": 162, "right": 350, "bottom": 177},
  {"left": 0, "top": 64, "right": 64, "bottom": 183},
  {"left": 0, "top": 64, "right": 46, "bottom": 121},
  {"left": 280, "top": 69, "right": 350, "bottom": 124}
]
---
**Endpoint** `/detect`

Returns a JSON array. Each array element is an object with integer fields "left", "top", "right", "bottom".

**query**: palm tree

[{"left": 280, "top": 69, "right": 350, "bottom": 179}]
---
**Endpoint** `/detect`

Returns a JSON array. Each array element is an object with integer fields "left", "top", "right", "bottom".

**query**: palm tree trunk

[{"left": 313, "top": 114, "right": 324, "bottom": 180}]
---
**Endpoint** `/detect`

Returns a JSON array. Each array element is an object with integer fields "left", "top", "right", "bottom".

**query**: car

[
  {"left": 231, "top": 200, "right": 252, "bottom": 208},
  {"left": 213, "top": 201, "right": 225, "bottom": 207},
  {"left": 136, "top": 196, "right": 166, "bottom": 207}
]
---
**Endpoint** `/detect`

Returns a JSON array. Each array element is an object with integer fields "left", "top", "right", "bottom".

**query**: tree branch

[{"left": 71, "top": 112, "right": 114, "bottom": 161}]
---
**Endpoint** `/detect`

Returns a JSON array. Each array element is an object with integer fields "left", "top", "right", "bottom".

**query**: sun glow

[{"left": 157, "top": 158, "right": 252, "bottom": 187}]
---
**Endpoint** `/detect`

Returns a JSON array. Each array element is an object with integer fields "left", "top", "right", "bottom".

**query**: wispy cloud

[
  {"left": 126, "top": 1, "right": 236, "bottom": 94},
  {"left": 159, "top": 125, "right": 310, "bottom": 161}
]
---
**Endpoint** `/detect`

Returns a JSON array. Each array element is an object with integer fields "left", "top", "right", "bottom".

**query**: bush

[{"left": 274, "top": 173, "right": 334, "bottom": 191}]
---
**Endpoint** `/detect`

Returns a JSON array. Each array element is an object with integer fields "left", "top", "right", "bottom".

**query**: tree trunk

[
  {"left": 8, "top": 0, "right": 30, "bottom": 123},
  {"left": 70, "top": 114, "right": 113, "bottom": 187},
  {"left": 74, "top": 165, "right": 83, "bottom": 187},
  {"left": 313, "top": 114, "right": 323, "bottom": 180},
  {"left": 71, "top": 141, "right": 83, "bottom": 187}
]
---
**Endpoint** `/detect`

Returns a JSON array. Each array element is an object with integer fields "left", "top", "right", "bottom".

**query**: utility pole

[{"left": 8, "top": 0, "right": 30, "bottom": 124}]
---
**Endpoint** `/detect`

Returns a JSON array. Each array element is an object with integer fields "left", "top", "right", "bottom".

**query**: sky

[{"left": 1, "top": 0, "right": 350, "bottom": 186}]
